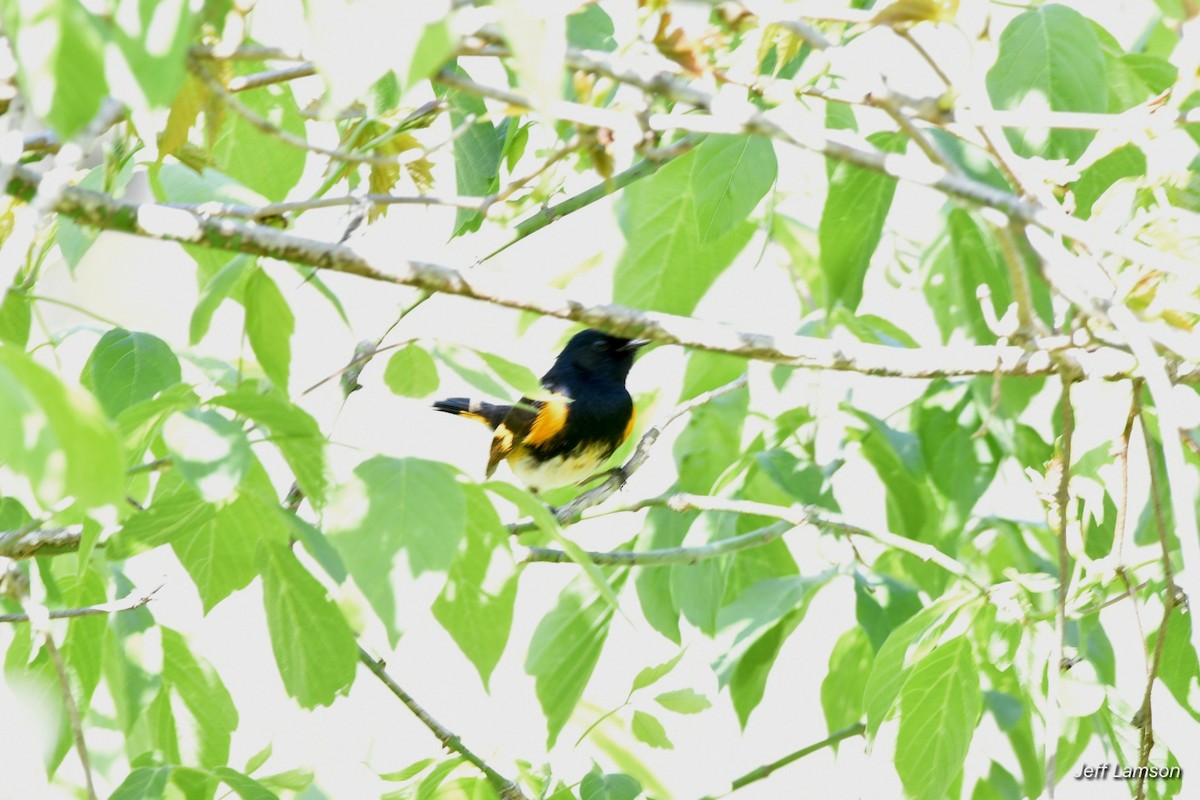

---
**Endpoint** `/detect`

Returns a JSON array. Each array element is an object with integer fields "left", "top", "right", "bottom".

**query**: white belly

[{"left": 509, "top": 445, "right": 610, "bottom": 494}]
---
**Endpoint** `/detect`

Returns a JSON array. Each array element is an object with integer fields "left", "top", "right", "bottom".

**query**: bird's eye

[{"left": 592, "top": 340, "right": 607, "bottom": 352}]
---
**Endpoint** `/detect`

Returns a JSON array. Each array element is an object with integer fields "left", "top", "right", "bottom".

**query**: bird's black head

[{"left": 549, "top": 329, "right": 649, "bottom": 386}]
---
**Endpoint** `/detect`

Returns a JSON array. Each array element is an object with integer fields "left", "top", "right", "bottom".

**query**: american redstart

[{"left": 433, "top": 329, "right": 649, "bottom": 493}]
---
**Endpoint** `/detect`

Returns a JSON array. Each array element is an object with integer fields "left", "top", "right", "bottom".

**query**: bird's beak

[{"left": 620, "top": 338, "right": 652, "bottom": 353}]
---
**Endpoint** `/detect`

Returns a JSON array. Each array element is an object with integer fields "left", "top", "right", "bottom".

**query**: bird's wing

[{"left": 486, "top": 391, "right": 572, "bottom": 477}]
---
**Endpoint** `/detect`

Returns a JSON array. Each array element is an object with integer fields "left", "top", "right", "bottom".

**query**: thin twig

[
  {"left": 669, "top": 494, "right": 985, "bottom": 590},
  {"left": 702, "top": 722, "right": 866, "bottom": 797},
  {"left": 1133, "top": 399, "right": 1181, "bottom": 799},
  {"left": 524, "top": 521, "right": 793, "bottom": 566},
  {"left": 526, "top": 491, "right": 983, "bottom": 590},
  {"left": 1046, "top": 377, "right": 1076, "bottom": 798},
  {"left": 187, "top": 55, "right": 400, "bottom": 166},
  {"left": 356, "top": 647, "right": 527, "bottom": 800},
  {"left": 229, "top": 63, "right": 318, "bottom": 92},
  {"left": 44, "top": 636, "right": 98, "bottom": 800},
  {"left": 0, "top": 584, "right": 163, "bottom": 624},
  {"left": 487, "top": 134, "right": 701, "bottom": 261}
]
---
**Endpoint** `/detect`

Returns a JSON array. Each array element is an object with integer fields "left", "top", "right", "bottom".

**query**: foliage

[{"left": 0, "top": 1, "right": 1197, "bottom": 799}]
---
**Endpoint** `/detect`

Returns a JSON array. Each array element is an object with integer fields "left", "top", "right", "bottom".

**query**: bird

[{"left": 433, "top": 329, "right": 649, "bottom": 494}]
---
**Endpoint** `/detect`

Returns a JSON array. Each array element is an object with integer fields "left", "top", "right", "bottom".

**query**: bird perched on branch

[{"left": 433, "top": 329, "right": 649, "bottom": 494}]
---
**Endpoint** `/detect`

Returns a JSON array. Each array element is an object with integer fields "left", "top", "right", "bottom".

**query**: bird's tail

[{"left": 432, "top": 397, "right": 509, "bottom": 429}]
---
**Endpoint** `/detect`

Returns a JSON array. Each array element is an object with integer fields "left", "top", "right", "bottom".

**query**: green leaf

[
  {"left": 162, "top": 409, "right": 252, "bottom": 503},
  {"left": 849, "top": 408, "right": 938, "bottom": 543},
  {"left": 945, "top": 209, "right": 1014, "bottom": 343},
  {"left": 567, "top": 4, "right": 616, "bottom": 52},
  {"left": 257, "top": 768, "right": 314, "bottom": 793},
  {"left": 109, "top": 766, "right": 172, "bottom": 800},
  {"left": 402, "top": 20, "right": 455, "bottom": 92},
  {"left": 475, "top": 350, "right": 543, "bottom": 399},
  {"left": 110, "top": 472, "right": 215, "bottom": 555},
  {"left": 670, "top": 512, "right": 733, "bottom": 635},
  {"left": 631, "top": 650, "right": 685, "bottom": 693},
  {"left": 634, "top": 506, "right": 693, "bottom": 643},
  {"left": 438, "top": 65, "right": 501, "bottom": 235},
  {"left": 211, "top": 68, "right": 306, "bottom": 201},
  {"left": 614, "top": 146, "right": 755, "bottom": 315},
  {"left": 2, "top": 0, "right": 108, "bottom": 139},
  {"left": 81, "top": 328, "right": 182, "bottom": 418},
  {"left": 712, "top": 576, "right": 826, "bottom": 726},
  {"left": 191, "top": 255, "right": 253, "bottom": 346},
  {"left": 895, "top": 636, "right": 982, "bottom": 800},
  {"left": 384, "top": 343, "right": 440, "bottom": 398},
  {"left": 863, "top": 596, "right": 964, "bottom": 737},
  {"left": 692, "top": 135, "right": 777, "bottom": 242},
  {"left": 162, "top": 626, "right": 238, "bottom": 769},
  {"left": 1071, "top": 145, "right": 1146, "bottom": 219},
  {"left": 244, "top": 267, "right": 294, "bottom": 391},
  {"left": 213, "top": 767, "right": 280, "bottom": 800},
  {"left": 243, "top": 742, "right": 273, "bottom": 775},
  {"left": 854, "top": 572, "right": 922, "bottom": 652},
  {"left": 1152, "top": 608, "right": 1200, "bottom": 721},
  {"left": 0, "top": 289, "right": 31, "bottom": 347},
  {"left": 380, "top": 758, "right": 436, "bottom": 782},
  {"left": 818, "top": 131, "right": 905, "bottom": 310},
  {"left": 680, "top": 350, "right": 746, "bottom": 402},
  {"left": 111, "top": 0, "right": 195, "bottom": 111},
  {"left": 211, "top": 388, "right": 329, "bottom": 507},
  {"left": 654, "top": 688, "right": 711, "bottom": 714},
  {"left": 260, "top": 540, "right": 358, "bottom": 707},
  {"left": 414, "top": 758, "right": 467, "bottom": 800},
  {"left": 820, "top": 627, "right": 873, "bottom": 732},
  {"left": 579, "top": 766, "right": 642, "bottom": 800},
  {"left": 432, "top": 485, "right": 518, "bottom": 689},
  {"left": 986, "top": 5, "right": 1106, "bottom": 162},
  {"left": 176, "top": 492, "right": 289, "bottom": 613},
  {"left": 525, "top": 573, "right": 627, "bottom": 748},
  {"left": 0, "top": 345, "right": 124, "bottom": 508},
  {"left": 327, "top": 457, "right": 466, "bottom": 643},
  {"left": 487, "top": 481, "right": 623, "bottom": 613},
  {"left": 630, "top": 710, "right": 673, "bottom": 749}
]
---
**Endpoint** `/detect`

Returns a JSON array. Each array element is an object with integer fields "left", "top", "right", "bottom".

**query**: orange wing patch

[{"left": 525, "top": 396, "right": 570, "bottom": 446}]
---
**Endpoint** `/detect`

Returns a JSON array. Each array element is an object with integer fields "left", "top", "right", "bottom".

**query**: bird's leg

[{"left": 576, "top": 466, "right": 626, "bottom": 488}]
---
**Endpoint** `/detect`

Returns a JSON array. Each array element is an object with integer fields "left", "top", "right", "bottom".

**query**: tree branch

[
  {"left": 45, "top": 634, "right": 98, "bottom": 799},
  {"left": 525, "top": 493, "right": 983, "bottom": 591},
  {"left": 702, "top": 722, "right": 866, "bottom": 797},
  {"left": 10, "top": 162, "right": 1196, "bottom": 387},
  {"left": 1046, "top": 377, "right": 1076, "bottom": 798},
  {"left": 356, "top": 647, "right": 527, "bottom": 800},
  {"left": 524, "top": 521, "right": 793, "bottom": 566},
  {"left": 0, "top": 526, "right": 85, "bottom": 559},
  {"left": 0, "top": 583, "right": 163, "bottom": 624}
]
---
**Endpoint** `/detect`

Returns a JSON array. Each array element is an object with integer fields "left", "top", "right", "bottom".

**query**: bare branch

[
  {"left": 229, "top": 63, "right": 318, "bottom": 93},
  {"left": 45, "top": 635, "right": 98, "bottom": 800},
  {"left": 7, "top": 163, "right": 1195, "bottom": 388},
  {"left": 526, "top": 492, "right": 983, "bottom": 591},
  {"left": 0, "top": 526, "right": 84, "bottom": 559},
  {"left": 524, "top": 521, "right": 793, "bottom": 566},
  {"left": 0, "top": 583, "right": 163, "bottom": 624},
  {"left": 704, "top": 722, "right": 866, "bottom": 798},
  {"left": 357, "top": 647, "right": 527, "bottom": 800},
  {"left": 1046, "top": 377, "right": 1076, "bottom": 798}
]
